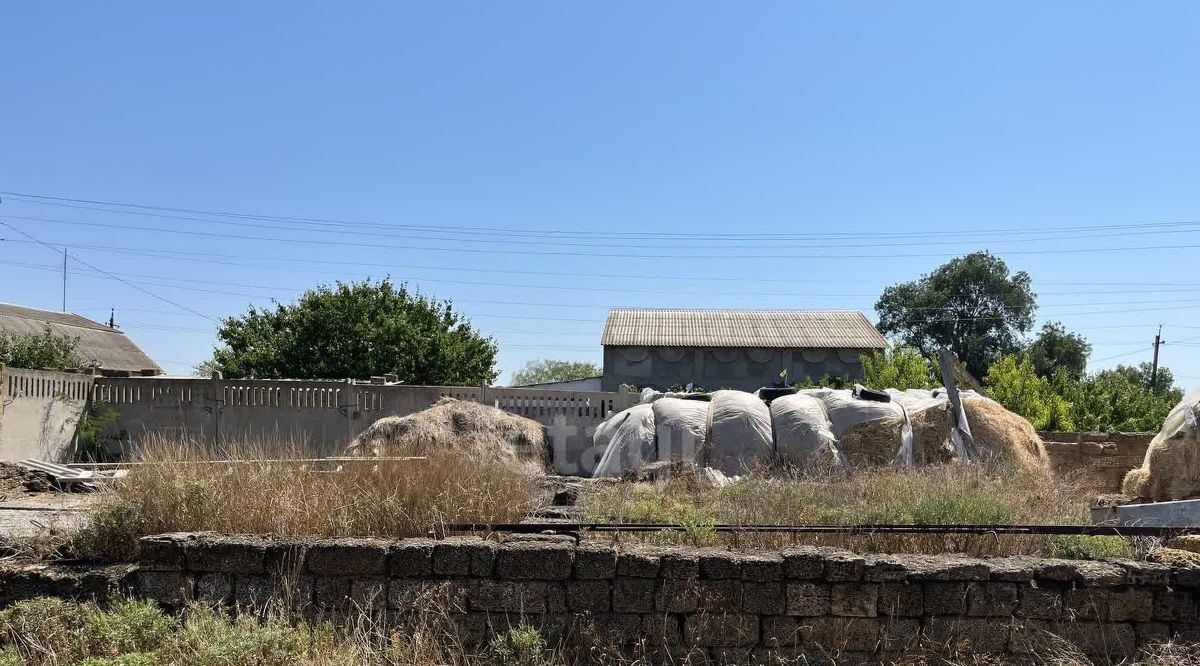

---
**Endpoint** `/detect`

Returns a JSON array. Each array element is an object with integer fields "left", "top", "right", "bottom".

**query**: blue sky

[{"left": 2, "top": 2, "right": 1200, "bottom": 385}]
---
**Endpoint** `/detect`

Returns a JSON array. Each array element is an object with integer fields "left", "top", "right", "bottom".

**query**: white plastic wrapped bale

[
  {"left": 1122, "top": 389, "right": 1200, "bottom": 501},
  {"left": 770, "top": 393, "right": 842, "bottom": 468},
  {"left": 706, "top": 390, "right": 773, "bottom": 475},
  {"left": 652, "top": 397, "right": 710, "bottom": 464},
  {"left": 592, "top": 403, "right": 657, "bottom": 478},
  {"left": 819, "top": 389, "right": 904, "bottom": 437}
]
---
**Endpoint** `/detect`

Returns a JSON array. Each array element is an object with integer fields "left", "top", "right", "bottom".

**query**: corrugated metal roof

[
  {"left": 601, "top": 308, "right": 887, "bottom": 349},
  {"left": 0, "top": 303, "right": 163, "bottom": 373}
]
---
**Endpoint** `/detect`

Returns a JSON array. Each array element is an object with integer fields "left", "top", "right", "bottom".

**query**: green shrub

[
  {"left": 1045, "top": 535, "right": 1135, "bottom": 560},
  {"left": 861, "top": 345, "right": 937, "bottom": 390},
  {"left": 84, "top": 600, "right": 174, "bottom": 656},
  {"left": 489, "top": 625, "right": 550, "bottom": 666},
  {"left": 908, "top": 494, "right": 1014, "bottom": 525},
  {"left": 0, "top": 598, "right": 91, "bottom": 664}
]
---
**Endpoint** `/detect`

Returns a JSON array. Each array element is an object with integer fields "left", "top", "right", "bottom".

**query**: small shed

[
  {"left": 601, "top": 308, "right": 886, "bottom": 392},
  {"left": 0, "top": 303, "right": 162, "bottom": 375}
]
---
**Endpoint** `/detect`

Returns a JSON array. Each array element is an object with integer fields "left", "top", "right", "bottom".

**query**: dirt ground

[{"left": 0, "top": 464, "right": 98, "bottom": 538}]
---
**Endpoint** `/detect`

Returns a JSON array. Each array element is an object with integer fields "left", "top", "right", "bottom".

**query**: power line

[
  {"left": 0, "top": 222, "right": 216, "bottom": 322},
  {"left": 9, "top": 214, "right": 1200, "bottom": 261},
  {"left": 10, "top": 258, "right": 1200, "bottom": 316},
  {"left": 5, "top": 236, "right": 1200, "bottom": 290},
  {"left": 7, "top": 189, "right": 1200, "bottom": 241}
]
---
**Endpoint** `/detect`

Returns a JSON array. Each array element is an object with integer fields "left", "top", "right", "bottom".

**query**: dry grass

[
  {"left": 580, "top": 463, "right": 1133, "bottom": 558},
  {"left": 72, "top": 435, "right": 545, "bottom": 561}
]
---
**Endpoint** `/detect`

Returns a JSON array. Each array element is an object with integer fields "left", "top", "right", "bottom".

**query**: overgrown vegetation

[
  {"left": 0, "top": 326, "right": 83, "bottom": 370},
  {"left": 986, "top": 355, "right": 1182, "bottom": 432},
  {"left": 0, "top": 596, "right": 1196, "bottom": 666},
  {"left": 581, "top": 464, "right": 1132, "bottom": 559},
  {"left": 72, "top": 437, "right": 543, "bottom": 561}
]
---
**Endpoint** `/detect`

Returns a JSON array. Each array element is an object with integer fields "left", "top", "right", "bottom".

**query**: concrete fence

[
  {"left": 0, "top": 366, "right": 95, "bottom": 461},
  {"left": 90, "top": 376, "right": 640, "bottom": 475}
]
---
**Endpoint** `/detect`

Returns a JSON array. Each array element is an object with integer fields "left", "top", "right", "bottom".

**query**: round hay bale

[
  {"left": 1147, "top": 546, "right": 1200, "bottom": 568},
  {"left": 838, "top": 417, "right": 904, "bottom": 468},
  {"left": 348, "top": 398, "right": 546, "bottom": 466},
  {"left": 962, "top": 397, "right": 1049, "bottom": 473},
  {"left": 835, "top": 406, "right": 953, "bottom": 469}
]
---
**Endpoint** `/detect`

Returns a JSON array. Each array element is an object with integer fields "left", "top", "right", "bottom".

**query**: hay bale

[
  {"left": 836, "top": 405, "right": 953, "bottom": 469},
  {"left": 962, "top": 397, "right": 1050, "bottom": 473},
  {"left": 838, "top": 417, "right": 904, "bottom": 467},
  {"left": 1166, "top": 535, "right": 1200, "bottom": 555},
  {"left": 1147, "top": 546, "right": 1200, "bottom": 568},
  {"left": 1121, "top": 467, "right": 1150, "bottom": 498},
  {"left": 348, "top": 398, "right": 546, "bottom": 466},
  {"left": 1118, "top": 393, "right": 1200, "bottom": 502}
]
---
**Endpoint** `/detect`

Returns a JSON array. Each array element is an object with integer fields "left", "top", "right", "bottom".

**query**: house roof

[
  {"left": 601, "top": 308, "right": 887, "bottom": 349},
  {"left": 0, "top": 303, "right": 163, "bottom": 373}
]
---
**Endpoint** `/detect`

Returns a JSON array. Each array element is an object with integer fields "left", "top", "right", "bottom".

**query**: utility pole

[
  {"left": 1150, "top": 325, "right": 1164, "bottom": 394},
  {"left": 61, "top": 246, "right": 67, "bottom": 312}
]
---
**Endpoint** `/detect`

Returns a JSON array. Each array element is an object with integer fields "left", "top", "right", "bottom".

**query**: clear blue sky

[{"left": 3, "top": 2, "right": 1200, "bottom": 385}]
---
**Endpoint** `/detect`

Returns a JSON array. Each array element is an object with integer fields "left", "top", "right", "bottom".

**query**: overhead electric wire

[
  {"left": 7, "top": 190, "right": 1200, "bottom": 244},
  {"left": 3, "top": 237, "right": 1199, "bottom": 291},
  {"left": 0, "top": 222, "right": 216, "bottom": 322},
  {"left": 10, "top": 214, "right": 1200, "bottom": 260},
  {"left": 7, "top": 258, "right": 1200, "bottom": 317}
]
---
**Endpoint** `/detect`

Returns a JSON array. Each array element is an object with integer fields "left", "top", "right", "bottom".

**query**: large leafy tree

[
  {"left": 510, "top": 359, "right": 601, "bottom": 386},
  {"left": 209, "top": 279, "right": 498, "bottom": 383},
  {"left": 1025, "top": 321, "right": 1091, "bottom": 381},
  {"left": 875, "top": 252, "right": 1036, "bottom": 379},
  {"left": 0, "top": 327, "right": 83, "bottom": 370}
]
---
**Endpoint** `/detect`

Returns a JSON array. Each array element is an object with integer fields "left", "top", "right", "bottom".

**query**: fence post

[
  {"left": 0, "top": 364, "right": 6, "bottom": 445},
  {"left": 209, "top": 371, "right": 223, "bottom": 447},
  {"left": 345, "top": 378, "right": 356, "bottom": 445}
]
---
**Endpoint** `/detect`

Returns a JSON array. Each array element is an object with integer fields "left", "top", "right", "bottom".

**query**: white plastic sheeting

[
  {"left": 770, "top": 393, "right": 841, "bottom": 466},
  {"left": 652, "top": 397, "right": 710, "bottom": 463},
  {"left": 707, "top": 390, "right": 773, "bottom": 475},
  {"left": 592, "top": 403, "right": 656, "bottom": 478},
  {"left": 591, "top": 388, "right": 962, "bottom": 478}
]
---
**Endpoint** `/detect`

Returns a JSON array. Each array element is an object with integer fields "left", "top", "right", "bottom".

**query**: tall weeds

[
  {"left": 581, "top": 464, "right": 1132, "bottom": 558},
  {"left": 74, "top": 435, "right": 544, "bottom": 560}
]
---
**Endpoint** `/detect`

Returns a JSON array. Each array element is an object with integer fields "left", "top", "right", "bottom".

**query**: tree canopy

[
  {"left": 0, "top": 327, "right": 83, "bottom": 370},
  {"left": 510, "top": 359, "right": 601, "bottom": 386},
  {"left": 875, "top": 252, "right": 1036, "bottom": 379},
  {"left": 1025, "top": 321, "right": 1091, "bottom": 380},
  {"left": 208, "top": 279, "right": 498, "bottom": 383}
]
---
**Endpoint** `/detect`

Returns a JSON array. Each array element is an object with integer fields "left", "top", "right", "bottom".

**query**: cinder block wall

[
  {"left": 10, "top": 533, "right": 1195, "bottom": 664},
  {"left": 1039, "top": 432, "right": 1154, "bottom": 495}
]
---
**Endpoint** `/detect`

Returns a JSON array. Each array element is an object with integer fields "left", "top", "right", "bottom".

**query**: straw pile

[
  {"left": 348, "top": 398, "right": 547, "bottom": 468},
  {"left": 1122, "top": 434, "right": 1200, "bottom": 501},
  {"left": 963, "top": 397, "right": 1050, "bottom": 473},
  {"left": 836, "top": 406, "right": 954, "bottom": 468}
]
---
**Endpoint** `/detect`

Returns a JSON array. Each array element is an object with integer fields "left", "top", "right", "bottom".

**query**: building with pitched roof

[
  {"left": 0, "top": 303, "right": 162, "bottom": 375},
  {"left": 601, "top": 308, "right": 886, "bottom": 392}
]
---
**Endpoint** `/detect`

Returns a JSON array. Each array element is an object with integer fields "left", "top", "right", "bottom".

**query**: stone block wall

[
  {"left": 1039, "top": 432, "right": 1154, "bottom": 496},
  {"left": 2, "top": 533, "right": 1190, "bottom": 664}
]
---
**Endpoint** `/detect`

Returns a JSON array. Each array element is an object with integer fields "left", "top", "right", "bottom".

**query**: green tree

[
  {"left": 861, "top": 345, "right": 937, "bottom": 390},
  {"left": 0, "top": 327, "right": 83, "bottom": 370},
  {"left": 984, "top": 354, "right": 1073, "bottom": 430},
  {"left": 208, "top": 279, "right": 498, "bottom": 383},
  {"left": 1066, "top": 363, "right": 1182, "bottom": 432},
  {"left": 875, "top": 252, "right": 1036, "bottom": 379},
  {"left": 1025, "top": 321, "right": 1091, "bottom": 380},
  {"left": 509, "top": 359, "right": 601, "bottom": 386}
]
